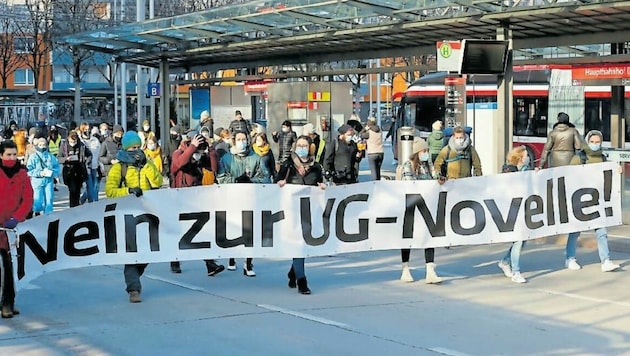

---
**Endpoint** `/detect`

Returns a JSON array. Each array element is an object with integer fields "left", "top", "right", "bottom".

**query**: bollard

[{"left": 397, "top": 126, "right": 415, "bottom": 167}]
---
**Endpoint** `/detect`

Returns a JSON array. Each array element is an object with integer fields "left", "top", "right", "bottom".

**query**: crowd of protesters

[{"left": 0, "top": 109, "right": 621, "bottom": 313}]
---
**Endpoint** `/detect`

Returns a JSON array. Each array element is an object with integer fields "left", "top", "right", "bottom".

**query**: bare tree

[
  {"left": 52, "top": 0, "right": 113, "bottom": 123},
  {"left": 0, "top": 6, "right": 21, "bottom": 89},
  {"left": 14, "top": 0, "right": 54, "bottom": 93}
]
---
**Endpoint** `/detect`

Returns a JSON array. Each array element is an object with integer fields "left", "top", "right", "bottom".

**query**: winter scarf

[{"left": 252, "top": 143, "right": 270, "bottom": 157}]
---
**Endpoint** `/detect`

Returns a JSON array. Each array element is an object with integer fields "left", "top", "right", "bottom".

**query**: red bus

[{"left": 394, "top": 66, "right": 630, "bottom": 163}]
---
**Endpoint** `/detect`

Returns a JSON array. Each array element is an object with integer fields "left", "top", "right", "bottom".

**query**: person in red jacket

[
  {"left": 169, "top": 131, "right": 224, "bottom": 276},
  {"left": 0, "top": 140, "right": 34, "bottom": 318}
]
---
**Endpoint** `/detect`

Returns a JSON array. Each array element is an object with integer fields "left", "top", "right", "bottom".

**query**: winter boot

[
  {"left": 1, "top": 306, "right": 12, "bottom": 318},
  {"left": 425, "top": 262, "right": 443, "bottom": 284},
  {"left": 128, "top": 291, "right": 142, "bottom": 303},
  {"left": 206, "top": 260, "right": 225, "bottom": 276},
  {"left": 170, "top": 261, "right": 181, "bottom": 273},
  {"left": 297, "top": 277, "right": 311, "bottom": 295},
  {"left": 288, "top": 266, "right": 297, "bottom": 288},
  {"left": 400, "top": 262, "right": 414, "bottom": 283}
]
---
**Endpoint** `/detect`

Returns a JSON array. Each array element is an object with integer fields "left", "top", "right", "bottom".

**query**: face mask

[
  {"left": 143, "top": 125, "right": 150, "bottom": 131},
  {"left": 282, "top": 127, "right": 289, "bottom": 133},
  {"left": 36, "top": 146, "right": 48, "bottom": 152},
  {"left": 522, "top": 156, "right": 531, "bottom": 166},
  {"left": 2, "top": 159, "right": 16, "bottom": 168},
  {"left": 113, "top": 136, "right": 121, "bottom": 143},
  {"left": 236, "top": 141, "right": 248, "bottom": 151},
  {"left": 588, "top": 143, "right": 601, "bottom": 151},
  {"left": 455, "top": 138, "right": 465, "bottom": 146},
  {"left": 420, "top": 152, "right": 430, "bottom": 161},
  {"left": 100, "top": 129, "right": 108, "bottom": 136},
  {"left": 192, "top": 152, "right": 202, "bottom": 161},
  {"left": 295, "top": 147, "right": 309, "bottom": 158},
  {"left": 344, "top": 135, "right": 352, "bottom": 143},
  {"left": 147, "top": 143, "right": 157, "bottom": 150},
  {"left": 201, "top": 132, "right": 209, "bottom": 138}
]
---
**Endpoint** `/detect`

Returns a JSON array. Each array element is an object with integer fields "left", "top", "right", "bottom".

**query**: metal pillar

[
  {"left": 149, "top": 0, "right": 156, "bottom": 129},
  {"left": 136, "top": 0, "right": 146, "bottom": 129},
  {"left": 159, "top": 58, "right": 170, "bottom": 148},
  {"left": 120, "top": 0, "right": 127, "bottom": 132},
  {"left": 611, "top": 42, "right": 626, "bottom": 148},
  {"left": 495, "top": 26, "right": 514, "bottom": 172}
]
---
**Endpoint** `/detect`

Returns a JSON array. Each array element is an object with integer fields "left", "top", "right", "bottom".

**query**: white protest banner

[{"left": 14, "top": 163, "right": 621, "bottom": 287}]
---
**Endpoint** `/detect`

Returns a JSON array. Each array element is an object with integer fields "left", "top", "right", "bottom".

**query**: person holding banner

[
  {"left": 564, "top": 130, "right": 620, "bottom": 272},
  {"left": 0, "top": 140, "right": 33, "bottom": 318},
  {"left": 276, "top": 135, "right": 326, "bottom": 294},
  {"left": 537, "top": 112, "right": 583, "bottom": 169},
  {"left": 399, "top": 138, "right": 442, "bottom": 284},
  {"left": 497, "top": 146, "right": 531, "bottom": 283},
  {"left": 105, "top": 131, "right": 163, "bottom": 303},
  {"left": 217, "top": 131, "right": 271, "bottom": 276},
  {"left": 169, "top": 132, "right": 225, "bottom": 276}
]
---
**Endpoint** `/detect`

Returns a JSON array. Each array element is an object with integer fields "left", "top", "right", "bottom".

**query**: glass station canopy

[{"left": 58, "top": 0, "right": 630, "bottom": 71}]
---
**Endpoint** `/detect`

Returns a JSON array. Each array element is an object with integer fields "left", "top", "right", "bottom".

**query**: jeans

[
  {"left": 292, "top": 258, "right": 306, "bottom": 279},
  {"left": 124, "top": 264, "right": 148, "bottom": 293},
  {"left": 80, "top": 169, "right": 99, "bottom": 203},
  {"left": 502, "top": 241, "right": 526, "bottom": 273},
  {"left": 368, "top": 153, "right": 384, "bottom": 181},
  {"left": 32, "top": 179, "right": 55, "bottom": 215},
  {"left": 566, "top": 228, "right": 610, "bottom": 263}
]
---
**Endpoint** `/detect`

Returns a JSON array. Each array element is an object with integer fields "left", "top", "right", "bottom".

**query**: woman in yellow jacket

[
  {"left": 143, "top": 133, "right": 163, "bottom": 174},
  {"left": 105, "top": 131, "right": 163, "bottom": 303}
]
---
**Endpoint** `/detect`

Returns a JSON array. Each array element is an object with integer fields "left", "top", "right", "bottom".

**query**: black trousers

[
  {"left": 67, "top": 178, "right": 83, "bottom": 207},
  {"left": 401, "top": 248, "right": 435, "bottom": 264},
  {"left": 0, "top": 249, "right": 15, "bottom": 309}
]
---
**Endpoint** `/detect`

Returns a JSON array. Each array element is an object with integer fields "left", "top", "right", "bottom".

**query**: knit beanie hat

[
  {"left": 121, "top": 131, "right": 142, "bottom": 150},
  {"left": 412, "top": 138, "right": 428, "bottom": 153},
  {"left": 113, "top": 124, "right": 124, "bottom": 134},
  {"left": 432, "top": 120, "right": 443, "bottom": 131}
]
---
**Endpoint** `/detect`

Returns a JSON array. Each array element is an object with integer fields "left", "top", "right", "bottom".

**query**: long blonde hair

[{"left": 506, "top": 146, "right": 526, "bottom": 166}]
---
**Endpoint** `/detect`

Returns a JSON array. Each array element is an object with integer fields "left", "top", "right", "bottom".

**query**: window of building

[
  {"left": 14, "top": 68, "right": 35, "bottom": 86},
  {"left": 14, "top": 36, "right": 34, "bottom": 53}
]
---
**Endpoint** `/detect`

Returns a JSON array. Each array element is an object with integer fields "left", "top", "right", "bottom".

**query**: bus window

[
  {"left": 513, "top": 97, "right": 548, "bottom": 137},
  {"left": 585, "top": 98, "right": 611, "bottom": 141}
]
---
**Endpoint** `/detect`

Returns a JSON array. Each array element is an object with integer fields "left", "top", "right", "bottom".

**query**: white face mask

[
  {"left": 455, "top": 138, "right": 465, "bottom": 146},
  {"left": 282, "top": 127, "right": 290, "bottom": 133},
  {"left": 344, "top": 135, "right": 352, "bottom": 143},
  {"left": 143, "top": 125, "right": 150, "bottom": 131},
  {"left": 192, "top": 152, "right": 202, "bottom": 161},
  {"left": 100, "top": 129, "right": 108, "bottom": 136},
  {"left": 201, "top": 132, "right": 209, "bottom": 138},
  {"left": 147, "top": 143, "right": 157, "bottom": 150}
]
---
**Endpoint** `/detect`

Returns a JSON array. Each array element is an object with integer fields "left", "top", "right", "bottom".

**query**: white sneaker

[
  {"left": 565, "top": 259, "right": 581, "bottom": 270},
  {"left": 227, "top": 263, "right": 237, "bottom": 271},
  {"left": 601, "top": 260, "right": 620, "bottom": 272},
  {"left": 511, "top": 272, "right": 526, "bottom": 283},
  {"left": 498, "top": 261, "right": 513, "bottom": 278}
]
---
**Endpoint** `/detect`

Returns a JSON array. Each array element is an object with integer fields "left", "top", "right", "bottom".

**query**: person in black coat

[{"left": 276, "top": 135, "right": 326, "bottom": 295}]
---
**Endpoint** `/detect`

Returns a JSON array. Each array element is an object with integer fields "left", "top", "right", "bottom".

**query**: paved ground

[{"left": 2, "top": 139, "right": 630, "bottom": 355}]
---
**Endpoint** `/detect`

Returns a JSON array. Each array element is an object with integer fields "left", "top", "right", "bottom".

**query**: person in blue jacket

[{"left": 26, "top": 137, "right": 60, "bottom": 216}]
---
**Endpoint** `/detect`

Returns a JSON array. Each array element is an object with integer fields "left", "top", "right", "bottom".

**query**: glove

[
  {"left": 128, "top": 187, "right": 143, "bottom": 197},
  {"left": 3, "top": 217, "right": 18, "bottom": 229},
  {"left": 235, "top": 174, "right": 252, "bottom": 184},
  {"left": 133, "top": 150, "right": 147, "bottom": 168}
]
